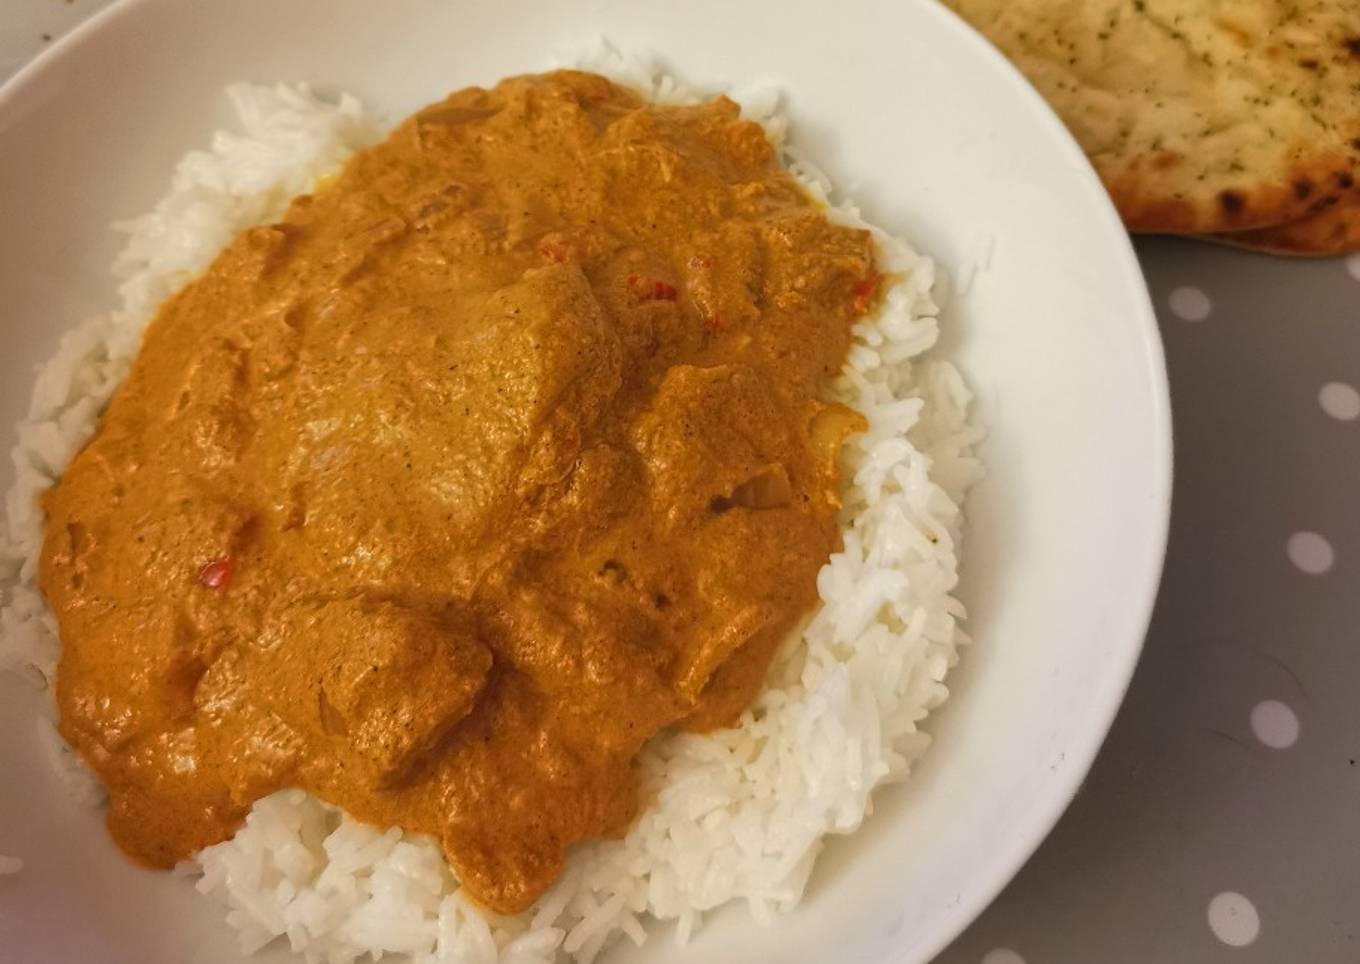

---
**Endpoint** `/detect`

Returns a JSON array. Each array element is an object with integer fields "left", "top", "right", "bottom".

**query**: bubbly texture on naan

[{"left": 945, "top": 0, "right": 1360, "bottom": 235}]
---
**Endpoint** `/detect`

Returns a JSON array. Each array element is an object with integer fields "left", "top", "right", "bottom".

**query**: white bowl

[{"left": 0, "top": 1, "right": 1171, "bottom": 961}]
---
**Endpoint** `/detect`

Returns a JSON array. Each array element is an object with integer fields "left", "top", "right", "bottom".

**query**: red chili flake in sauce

[
  {"left": 851, "top": 272, "right": 882, "bottom": 315},
  {"left": 627, "top": 273, "right": 678, "bottom": 301},
  {"left": 197, "top": 556, "right": 233, "bottom": 590},
  {"left": 704, "top": 313, "right": 726, "bottom": 333},
  {"left": 538, "top": 240, "right": 570, "bottom": 264}
]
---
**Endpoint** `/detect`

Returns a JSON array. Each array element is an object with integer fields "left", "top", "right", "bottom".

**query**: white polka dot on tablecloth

[
  {"left": 1319, "top": 382, "right": 1360, "bottom": 421},
  {"left": 1287, "top": 531, "right": 1335, "bottom": 575},
  {"left": 981, "top": 949, "right": 1026, "bottom": 964},
  {"left": 1346, "top": 252, "right": 1360, "bottom": 282},
  {"left": 1250, "top": 699, "right": 1300, "bottom": 749},
  {"left": 1208, "top": 892, "right": 1261, "bottom": 947},
  {"left": 1168, "top": 285, "right": 1212, "bottom": 322}
]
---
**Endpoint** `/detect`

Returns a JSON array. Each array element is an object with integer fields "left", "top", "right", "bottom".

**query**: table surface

[{"left": 5, "top": 4, "right": 1358, "bottom": 963}]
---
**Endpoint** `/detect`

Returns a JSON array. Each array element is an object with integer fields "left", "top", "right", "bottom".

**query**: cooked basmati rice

[{"left": 0, "top": 47, "right": 982, "bottom": 964}]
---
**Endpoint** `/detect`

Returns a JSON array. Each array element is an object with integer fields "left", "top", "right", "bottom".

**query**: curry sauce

[{"left": 39, "top": 70, "right": 876, "bottom": 913}]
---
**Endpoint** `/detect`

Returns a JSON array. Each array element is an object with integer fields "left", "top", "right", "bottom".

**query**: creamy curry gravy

[{"left": 40, "top": 70, "right": 876, "bottom": 913}]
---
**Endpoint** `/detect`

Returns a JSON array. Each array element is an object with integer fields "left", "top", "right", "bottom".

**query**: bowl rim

[{"left": 916, "top": 7, "right": 1174, "bottom": 956}]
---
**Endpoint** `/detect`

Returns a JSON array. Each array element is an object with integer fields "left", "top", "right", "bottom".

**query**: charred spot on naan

[{"left": 1207, "top": 192, "right": 1360, "bottom": 256}]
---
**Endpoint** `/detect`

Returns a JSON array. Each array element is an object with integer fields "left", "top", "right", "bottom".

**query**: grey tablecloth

[{"left": 5, "top": 6, "right": 1358, "bottom": 961}]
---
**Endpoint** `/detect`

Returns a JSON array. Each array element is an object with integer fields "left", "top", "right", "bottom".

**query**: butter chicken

[{"left": 39, "top": 70, "right": 877, "bottom": 913}]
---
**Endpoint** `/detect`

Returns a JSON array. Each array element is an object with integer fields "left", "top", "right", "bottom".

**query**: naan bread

[
  {"left": 944, "top": 0, "right": 1360, "bottom": 234},
  {"left": 1210, "top": 196, "right": 1360, "bottom": 254}
]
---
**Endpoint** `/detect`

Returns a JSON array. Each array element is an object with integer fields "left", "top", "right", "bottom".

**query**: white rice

[{"left": 0, "top": 46, "right": 982, "bottom": 964}]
